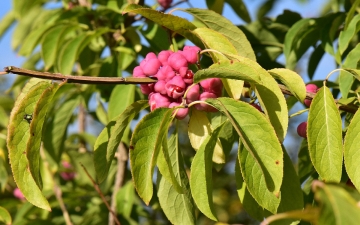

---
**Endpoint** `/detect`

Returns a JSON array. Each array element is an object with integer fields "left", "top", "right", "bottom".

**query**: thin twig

[
  {"left": 3, "top": 66, "right": 157, "bottom": 84},
  {"left": 3, "top": 66, "right": 358, "bottom": 114},
  {"left": 80, "top": 163, "right": 121, "bottom": 225},
  {"left": 109, "top": 143, "right": 128, "bottom": 225},
  {"left": 40, "top": 147, "right": 73, "bottom": 225}
]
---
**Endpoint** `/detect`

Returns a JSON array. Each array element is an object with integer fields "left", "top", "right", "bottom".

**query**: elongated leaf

[
  {"left": 338, "top": 14, "right": 360, "bottom": 56},
  {"left": 268, "top": 68, "right": 306, "bottom": 102},
  {"left": 284, "top": 18, "right": 320, "bottom": 70},
  {"left": 0, "top": 11, "right": 15, "bottom": 41},
  {"left": 122, "top": 4, "right": 202, "bottom": 47},
  {"left": 190, "top": 123, "right": 224, "bottom": 221},
  {"left": 314, "top": 183, "right": 360, "bottom": 224},
  {"left": 94, "top": 100, "right": 149, "bottom": 183},
  {"left": 320, "top": 13, "right": 345, "bottom": 57},
  {"left": 108, "top": 85, "right": 135, "bottom": 121},
  {"left": 43, "top": 95, "right": 81, "bottom": 162},
  {"left": 344, "top": 108, "right": 360, "bottom": 191},
  {"left": 130, "top": 107, "right": 175, "bottom": 204},
  {"left": 308, "top": 86, "right": 343, "bottom": 182},
  {"left": 42, "top": 25, "right": 78, "bottom": 70},
  {"left": 238, "top": 142, "right": 280, "bottom": 214},
  {"left": 339, "top": 43, "right": 360, "bottom": 98},
  {"left": 0, "top": 206, "right": 11, "bottom": 225},
  {"left": 158, "top": 130, "right": 196, "bottom": 225},
  {"left": 26, "top": 83, "right": 61, "bottom": 188},
  {"left": 7, "top": 81, "right": 52, "bottom": 211},
  {"left": 206, "top": 98, "right": 283, "bottom": 196},
  {"left": 183, "top": 8, "right": 255, "bottom": 60},
  {"left": 224, "top": 0, "right": 251, "bottom": 23}
]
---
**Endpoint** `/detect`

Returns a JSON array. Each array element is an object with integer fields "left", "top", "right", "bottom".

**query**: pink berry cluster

[{"left": 133, "top": 46, "right": 223, "bottom": 119}]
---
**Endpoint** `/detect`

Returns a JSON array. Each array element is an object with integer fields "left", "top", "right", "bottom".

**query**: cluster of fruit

[
  {"left": 133, "top": 46, "right": 223, "bottom": 119},
  {"left": 297, "top": 84, "right": 319, "bottom": 138}
]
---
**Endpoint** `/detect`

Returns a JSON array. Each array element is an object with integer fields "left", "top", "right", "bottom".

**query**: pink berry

[
  {"left": 149, "top": 93, "right": 171, "bottom": 111},
  {"left": 60, "top": 172, "right": 76, "bottom": 181},
  {"left": 180, "top": 69, "right": 194, "bottom": 84},
  {"left": 133, "top": 66, "right": 145, "bottom": 77},
  {"left": 158, "top": 50, "right": 173, "bottom": 66},
  {"left": 168, "top": 52, "right": 188, "bottom": 71},
  {"left": 304, "top": 84, "right": 318, "bottom": 107},
  {"left": 169, "top": 102, "right": 189, "bottom": 120},
  {"left": 154, "top": 80, "right": 167, "bottom": 95},
  {"left": 200, "top": 78, "right": 223, "bottom": 96},
  {"left": 195, "top": 92, "right": 218, "bottom": 112},
  {"left": 165, "top": 76, "right": 186, "bottom": 99},
  {"left": 140, "top": 83, "right": 154, "bottom": 95},
  {"left": 13, "top": 188, "right": 25, "bottom": 200},
  {"left": 141, "top": 58, "right": 161, "bottom": 76},
  {"left": 158, "top": 0, "right": 172, "bottom": 9},
  {"left": 186, "top": 84, "right": 200, "bottom": 103},
  {"left": 182, "top": 46, "right": 200, "bottom": 64},
  {"left": 297, "top": 122, "right": 307, "bottom": 138},
  {"left": 155, "top": 65, "right": 175, "bottom": 81},
  {"left": 251, "top": 103, "right": 262, "bottom": 112}
]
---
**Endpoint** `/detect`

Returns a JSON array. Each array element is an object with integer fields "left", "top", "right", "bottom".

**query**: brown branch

[
  {"left": 80, "top": 163, "right": 121, "bottom": 225},
  {"left": 3, "top": 66, "right": 157, "bottom": 84},
  {"left": 109, "top": 143, "right": 128, "bottom": 225},
  {"left": 3, "top": 66, "right": 358, "bottom": 114}
]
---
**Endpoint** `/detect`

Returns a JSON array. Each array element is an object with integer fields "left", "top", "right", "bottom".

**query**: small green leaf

[
  {"left": 314, "top": 183, "right": 360, "bottom": 224},
  {"left": 206, "top": 98, "right": 283, "bottom": 197},
  {"left": 94, "top": 100, "right": 148, "bottom": 183},
  {"left": 339, "top": 44, "right": 360, "bottom": 98},
  {"left": 190, "top": 123, "right": 224, "bottom": 221},
  {"left": 284, "top": 18, "right": 320, "bottom": 70},
  {"left": 0, "top": 206, "right": 12, "bottom": 225},
  {"left": 308, "top": 86, "right": 343, "bottom": 182},
  {"left": 26, "top": 83, "right": 61, "bottom": 188},
  {"left": 344, "top": 108, "right": 360, "bottom": 192},
  {"left": 338, "top": 14, "right": 360, "bottom": 56},
  {"left": 157, "top": 130, "right": 196, "bottom": 225},
  {"left": 95, "top": 97, "right": 108, "bottom": 125},
  {"left": 320, "top": 13, "right": 345, "bottom": 57},
  {"left": 7, "top": 80, "right": 52, "bottom": 211},
  {"left": 108, "top": 85, "right": 135, "bottom": 121},
  {"left": 268, "top": 68, "right": 306, "bottom": 102},
  {"left": 183, "top": 8, "right": 255, "bottom": 60},
  {"left": 224, "top": 0, "right": 251, "bottom": 23},
  {"left": 0, "top": 11, "right": 15, "bottom": 41},
  {"left": 130, "top": 107, "right": 175, "bottom": 204},
  {"left": 43, "top": 95, "right": 81, "bottom": 162}
]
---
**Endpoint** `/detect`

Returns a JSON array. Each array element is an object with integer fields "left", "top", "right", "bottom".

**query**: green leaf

[
  {"left": 116, "top": 181, "right": 135, "bottom": 218},
  {"left": 308, "top": 44, "right": 325, "bottom": 79},
  {"left": 338, "top": 14, "right": 360, "bottom": 56},
  {"left": 95, "top": 97, "right": 108, "bottom": 125},
  {"left": 183, "top": 8, "right": 255, "bottom": 60},
  {"left": 344, "top": 107, "right": 360, "bottom": 192},
  {"left": 188, "top": 110, "right": 224, "bottom": 164},
  {"left": 297, "top": 139, "right": 315, "bottom": 184},
  {"left": 314, "top": 183, "right": 360, "bottom": 224},
  {"left": 41, "top": 25, "right": 78, "bottom": 70},
  {"left": 7, "top": 80, "right": 52, "bottom": 211},
  {"left": 26, "top": 83, "right": 62, "bottom": 188},
  {"left": 157, "top": 130, "right": 196, "bottom": 225},
  {"left": 122, "top": 4, "right": 202, "bottom": 47},
  {"left": 130, "top": 107, "right": 175, "bottom": 204},
  {"left": 268, "top": 68, "right": 306, "bottom": 102},
  {"left": 94, "top": 100, "right": 148, "bottom": 183},
  {"left": 308, "top": 86, "right": 343, "bottom": 182},
  {"left": 339, "top": 43, "right": 360, "bottom": 98},
  {"left": 224, "top": 0, "right": 251, "bottom": 23},
  {"left": 190, "top": 123, "right": 224, "bottom": 221},
  {"left": 238, "top": 142, "right": 280, "bottom": 214},
  {"left": 0, "top": 11, "right": 15, "bottom": 41},
  {"left": 284, "top": 18, "right": 320, "bottom": 70},
  {"left": 206, "top": 98, "right": 283, "bottom": 197},
  {"left": 320, "top": 13, "right": 345, "bottom": 57},
  {"left": 108, "top": 85, "right": 135, "bottom": 121},
  {"left": 0, "top": 206, "right": 12, "bottom": 225},
  {"left": 205, "top": 0, "right": 224, "bottom": 14},
  {"left": 43, "top": 95, "right": 81, "bottom": 162}
]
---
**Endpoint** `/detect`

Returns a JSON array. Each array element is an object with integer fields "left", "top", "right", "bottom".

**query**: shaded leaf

[
  {"left": 94, "top": 100, "right": 148, "bottom": 183},
  {"left": 0, "top": 206, "right": 12, "bottom": 225},
  {"left": 297, "top": 139, "right": 315, "bottom": 184},
  {"left": 130, "top": 107, "right": 175, "bottom": 204},
  {"left": 308, "top": 86, "right": 343, "bottom": 182},
  {"left": 339, "top": 43, "right": 360, "bottom": 98},
  {"left": 190, "top": 123, "right": 224, "bottom": 221},
  {"left": 224, "top": 0, "right": 251, "bottom": 23},
  {"left": 308, "top": 44, "right": 325, "bottom": 79},
  {"left": 338, "top": 13, "right": 360, "bottom": 56}
]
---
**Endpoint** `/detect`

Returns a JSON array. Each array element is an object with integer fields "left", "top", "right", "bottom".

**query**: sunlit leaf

[
  {"left": 308, "top": 86, "right": 343, "bottom": 182},
  {"left": 206, "top": 98, "right": 283, "bottom": 197},
  {"left": 0, "top": 11, "right": 15, "bottom": 41},
  {"left": 344, "top": 107, "right": 360, "bottom": 192},
  {"left": 338, "top": 14, "right": 360, "bottom": 56},
  {"left": 130, "top": 107, "right": 175, "bottom": 204},
  {"left": 339, "top": 44, "right": 360, "bottom": 98},
  {"left": 0, "top": 206, "right": 12, "bottom": 225},
  {"left": 108, "top": 85, "right": 135, "bottom": 121},
  {"left": 190, "top": 123, "right": 224, "bottom": 221}
]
